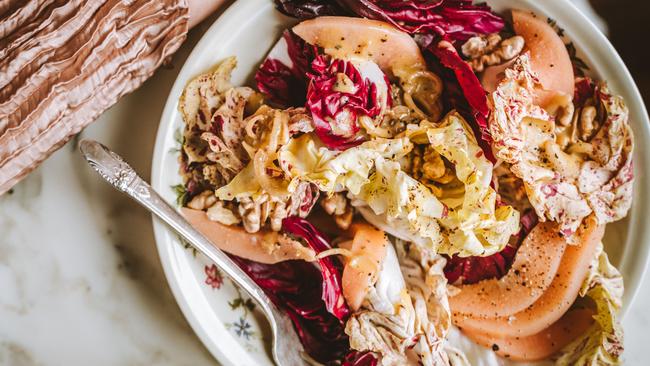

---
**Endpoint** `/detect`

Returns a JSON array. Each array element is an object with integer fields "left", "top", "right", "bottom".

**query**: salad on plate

[{"left": 175, "top": 1, "right": 633, "bottom": 365}]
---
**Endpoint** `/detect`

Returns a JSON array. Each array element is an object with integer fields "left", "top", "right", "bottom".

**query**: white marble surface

[
  {"left": 0, "top": 20, "right": 217, "bottom": 366},
  {"left": 0, "top": 4, "right": 648, "bottom": 366}
]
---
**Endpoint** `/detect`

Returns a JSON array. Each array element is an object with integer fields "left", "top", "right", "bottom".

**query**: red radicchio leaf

[
  {"left": 255, "top": 30, "right": 319, "bottom": 107},
  {"left": 231, "top": 256, "right": 350, "bottom": 363},
  {"left": 426, "top": 40, "right": 495, "bottom": 162},
  {"left": 519, "top": 208, "right": 540, "bottom": 236},
  {"left": 274, "top": 0, "right": 347, "bottom": 19},
  {"left": 185, "top": 178, "right": 200, "bottom": 197},
  {"left": 298, "top": 183, "right": 320, "bottom": 217},
  {"left": 255, "top": 59, "right": 296, "bottom": 106},
  {"left": 432, "top": 41, "right": 489, "bottom": 117},
  {"left": 306, "top": 55, "right": 389, "bottom": 149},
  {"left": 574, "top": 76, "right": 596, "bottom": 107},
  {"left": 444, "top": 245, "right": 516, "bottom": 284},
  {"left": 342, "top": 350, "right": 380, "bottom": 366},
  {"left": 336, "top": 0, "right": 505, "bottom": 41},
  {"left": 444, "top": 209, "right": 539, "bottom": 284},
  {"left": 282, "top": 216, "right": 351, "bottom": 320},
  {"left": 210, "top": 115, "right": 225, "bottom": 135}
]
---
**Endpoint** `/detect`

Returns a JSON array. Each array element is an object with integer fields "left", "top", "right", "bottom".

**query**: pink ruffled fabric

[{"left": 0, "top": 0, "right": 189, "bottom": 194}]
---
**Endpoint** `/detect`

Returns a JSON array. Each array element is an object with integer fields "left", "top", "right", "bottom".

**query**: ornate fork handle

[
  {"left": 79, "top": 139, "right": 304, "bottom": 366},
  {"left": 82, "top": 143, "right": 150, "bottom": 199}
]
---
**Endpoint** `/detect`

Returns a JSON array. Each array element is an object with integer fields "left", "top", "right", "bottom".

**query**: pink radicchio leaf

[
  {"left": 444, "top": 209, "right": 538, "bottom": 284},
  {"left": 298, "top": 183, "right": 321, "bottom": 217},
  {"left": 428, "top": 40, "right": 495, "bottom": 162},
  {"left": 342, "top": 351, "right": 380, "bottom": 366},
  {"left": 231, "top": 256, "right": 350, "bottom": 363},
  {"left": 282, "top": 216, "right": 351, "bottom": 320},
  {"left": 336, "top": 0, "right": 505, "bottom": 41},
  {"left": 255, "top": 30, "right": 319, "bottom": 107},
  {"left": 519, "top": 208, "right": 539, "bottom": 237},
  {"left": 574, "top": 76, "right": 596, "bottom": 107},
  {"left": 306, "top": 55, "right": 389, "bottom": 150}
]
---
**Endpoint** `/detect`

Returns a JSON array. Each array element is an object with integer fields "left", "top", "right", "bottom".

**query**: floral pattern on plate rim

[{"left": 170, "top": 130, "right": 264, "bottom": 349}]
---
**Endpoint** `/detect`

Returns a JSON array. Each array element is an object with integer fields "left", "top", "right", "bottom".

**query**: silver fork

[{"left": 79, "top": 139, "right": 305, "bottom": 366}]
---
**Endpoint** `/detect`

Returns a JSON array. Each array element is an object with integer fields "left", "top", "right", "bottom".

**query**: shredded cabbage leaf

[
  {"left": 279, "top": 133, "right": 448, "bottom": 247},
  {"left": 279, "top": 133, "right": 448, "bottom": 254},
  {"left": 278, "top": 133, "right": 414, "bottom": 195},
  {"left": 346, "top": 241, "right": 454, "bottom": 366},
  {"left": 488, "top": 55, "right": 634, "bottom": 239},
  {"left": 556, "top": 242, "right": 624, "bottom": 365},
  {"left": 579, "top": 84, "right": 634, "bottom": 226},
  {"left": 419, "top": 112, "right": 520, "bottom": 256},
  {"left": 356, "top": 159, "right": 446, "bottom": 250},
  {"left": 279, "top": 111, "right": 518, "bottom": 257},
  {"left": 215, "top": 163, "right": 261, "bottom": 200}
]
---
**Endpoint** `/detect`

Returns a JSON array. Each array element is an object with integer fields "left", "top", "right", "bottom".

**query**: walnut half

[
  {"left": 321, "top": 193, "right": 354, "bottom": 230},
  {"left": 462, "top": 34, "right": 525, "bottom": 73},
  {"left": 411, "top": 145, "right": 455, "bottom": 185},
  {"left": 187, "top": 190, "right": 217, "bottom": 210},
  {"left": 579, "top": 106, "right": 598, "bottom": 141}
]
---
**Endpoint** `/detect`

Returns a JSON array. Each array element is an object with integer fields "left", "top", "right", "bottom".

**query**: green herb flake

[{"left": 172, "top": 184, "right": 188, "bottom": 207}]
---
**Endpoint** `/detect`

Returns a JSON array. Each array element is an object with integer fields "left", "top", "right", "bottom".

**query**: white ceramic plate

[{"left": 151, "top": 1, "right": 650, "bottom": 365}]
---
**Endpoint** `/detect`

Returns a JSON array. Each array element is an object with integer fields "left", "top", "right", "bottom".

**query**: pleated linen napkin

[{"left": 0, "top": 0, "right": 189, "bottom": 194}]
